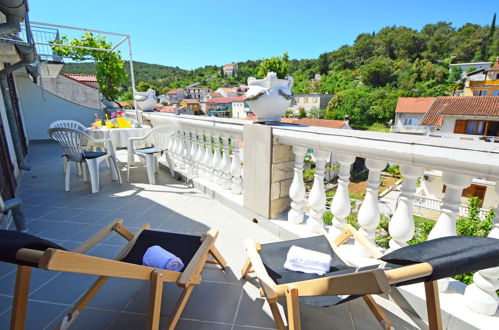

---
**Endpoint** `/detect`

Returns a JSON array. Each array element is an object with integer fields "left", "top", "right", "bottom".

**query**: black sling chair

[
  {"left": 1, "top": 219, "right": 227, "bottom": 330},
  {"left": 241, "top": 224, "right": 499, "bottom": 330}
]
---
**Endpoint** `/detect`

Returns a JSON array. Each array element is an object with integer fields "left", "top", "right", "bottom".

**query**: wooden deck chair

[
  {"left": 1, "top": 219, "right": 227, "bottom": 330},
  {"left": 241, "top": 224, "right": 499, "bottom": 330}
]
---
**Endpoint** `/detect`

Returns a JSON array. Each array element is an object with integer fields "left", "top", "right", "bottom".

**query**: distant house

[
  {"left": 205, "top": 96, "right": 242, "bottom": 112},
  {"left": 234, "top": 84, "right": 249, "bottom": 95},
  {"left": 393, "top": 97, "right": 436, "bottom": 134},
  {"left": 223, "top": 63, "right": 238, "bottom": 76},
  {"left": 231, "top": 96, "right": 250, "bottom": 119},
  {"left": 449, "top": 61, "right": 492, "bottom": 78},
  {"left": 162, "top": 88, "right": 185, "bottom": 105},
  {"left": 158, "top": 104, "right": 193, "bottom": 115},
  {"left": 215, "top": 87, "right": 238, "bottom": 98},
  {"left": 463, "top": 59, "right": 499, "bottom": 97},
  {"left": 179, "top": 98, "right": 201, "bottom": 113},
  {"left": 185, "top": 87, "right": 210, "bottom": 100},
  {"left": 292, "top": 94, "right": 333, "bottom": 112},
  {"left": 201, "top": 92, "right": 223, "bottom": 112},
  {"left": 280, "top": 118, "right": 350, "bottom": 129}
]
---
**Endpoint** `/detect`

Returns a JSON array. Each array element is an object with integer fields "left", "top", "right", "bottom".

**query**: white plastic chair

[
  {"left": 48, "top": 128, "right": 122, "bottom": 193},
  {"left": 127, "top": 125, "right": 175, "bottom": 184}
]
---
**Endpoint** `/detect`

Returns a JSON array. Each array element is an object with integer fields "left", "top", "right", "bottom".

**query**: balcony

[{"left": 1, "top": 110, "right": 499, "bottom": 329}]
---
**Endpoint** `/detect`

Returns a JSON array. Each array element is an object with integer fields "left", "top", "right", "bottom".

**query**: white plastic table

[{"left": 85, "top": 125, "right": 152, "bottom": 149}]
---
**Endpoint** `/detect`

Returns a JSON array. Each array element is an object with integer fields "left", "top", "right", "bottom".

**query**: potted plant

[{"left": 245, "top": 52, "right": 293, "bottom": 122}]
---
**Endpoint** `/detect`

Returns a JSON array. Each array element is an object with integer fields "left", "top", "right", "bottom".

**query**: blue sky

[{"left": 30, "top": 0, "right": 496, "bottom": 70}]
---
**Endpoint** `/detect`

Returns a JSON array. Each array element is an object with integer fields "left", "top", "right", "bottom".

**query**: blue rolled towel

[{"left": 142, "top": 245, "right": 184, "bottom": 272}]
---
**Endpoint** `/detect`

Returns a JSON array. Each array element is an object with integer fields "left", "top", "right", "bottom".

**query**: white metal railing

[
  {"left": 132, "top": 111, "right": 245, "bottom": 194},
  {"left": 414, "top": 194, "right": 491, "bottom": 219}
]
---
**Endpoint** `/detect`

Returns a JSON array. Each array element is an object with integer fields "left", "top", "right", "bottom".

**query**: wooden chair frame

[
  {"left": 9, "top": 219, "right": 227, "bottom": 330},
  {"left": 241, "top": 224, "right": 441, "bottom": 330}
]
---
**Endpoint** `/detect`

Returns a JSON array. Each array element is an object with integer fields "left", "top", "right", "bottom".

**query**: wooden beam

[
  {"left": 286, "top": 288, "right": 301, "bottom": 330},
  {"left": 147, "top": 270, "right": 164, "bottom": 330},
  {"left": 362, "top": 295, "right": 392, "bottom": 329},
  {"left": 342, "top": 224, "right": 382, "bottom": 259},
  {"left": 425, "top": 281, "right": 443, "bottom": 330},
  {"left": 275, "top": 269, "right": 390, "bottom": 297},
  {"left": 73, "top": 219, "right": 124, "bottom": 254},
  {"left": 241, "top": 258, "right": 253, "bottom": 279},
  {"left": 10, "top": 266, "right": 31, "bottom": 330},
  {"left": 385, "top": 263, "right": 433, "bottom": 285},
  {"left": 244, "top": 239, "right": 278, "bottom": 300}
]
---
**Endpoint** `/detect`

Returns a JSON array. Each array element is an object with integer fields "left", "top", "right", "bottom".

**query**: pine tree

[{"left": 487, "top": 13, "right": 496, "bottom": 59}]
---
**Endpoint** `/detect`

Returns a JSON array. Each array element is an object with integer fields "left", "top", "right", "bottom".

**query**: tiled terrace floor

[{"left": 0, "top": 142, "right": 419, "bottom": 329}]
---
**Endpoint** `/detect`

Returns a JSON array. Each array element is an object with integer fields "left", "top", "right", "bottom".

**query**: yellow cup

[
  {"left": 105, "top": 120, "right": 114, "bottom": 129},
  {"left": 117, "top": 117, "right": 128, "bottom": 128},
  {"left": 93, "top": 120, "right": 102, "bottom": 128}
]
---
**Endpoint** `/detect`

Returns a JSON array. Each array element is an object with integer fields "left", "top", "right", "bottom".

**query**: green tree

[
  {"left": 136, "top": 81, "right": 151, "bottom": 92},
  {"left": 53, "top": 32, "right": 127, "bottom": 104},
  {"left": 256, "top": 51, "right": 290, "bottom": 79},
  {"left": 486, "top": 13, "right": 496, "bottom": 59},
  {"left": 298, "top": 108, "right": 307, "bottom": 119},
  {"left": 360, "top": 57, "right": 394, "bottom": 87}
]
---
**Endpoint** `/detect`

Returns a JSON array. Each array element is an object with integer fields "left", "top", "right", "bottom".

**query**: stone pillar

[{"left": 243, "top": 123, "right": 294, "bottom": 218}]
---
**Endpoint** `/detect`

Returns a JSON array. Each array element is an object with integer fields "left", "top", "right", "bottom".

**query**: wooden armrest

[
  {"left": 275, "top": 269, "right": 391, "bottom": 297},
  {"left": 385, "top": 262, "right": 433, "bottom": 285},
  {"left": 244, "top": 239, "right": 279, "bottom": 300},
  {"left": 340, "top": 224, "right": 383, "bottom": 259},
  {"left": 73, "top": 219, "right": 124, "bottom": 254},
  {"left": 178, "top": 229, "right": 218, "bottom": 287}
]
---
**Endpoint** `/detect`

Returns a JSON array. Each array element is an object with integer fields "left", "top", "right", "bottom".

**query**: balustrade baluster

[
  {"left": 174, "top": 130, "right": 184, "bottom": 169},
  {"left": 220, "top": 136, "right": 232, "bottom": 189},
  {"left": 211, "top": 135, "right": 222, "bottom": 185},
  {"left": 288, "top": 146, "right": 307, "bottom": 224},
  {"left": 330, "top": 153, "right": 356, "bottom": 237},
  {"left": 190, "top": 130, "right": 198, "bottom": 178},
  {"left": 388, "top": 165, "right": 423, "bottom": 251},
  {"left": 230, "top": 137, "right": 243, "bottom": 194},
  {"left": 356, "top": 159, "right": 386, "bottom": 256},
  {"left": 203, "top": 133, "right": 214, "bottom": 181},
  {"left": 181, "top": 130, "right": 191, "bottom": 172},
  {"left": 196, "top": 132, "right": 205, "bottom": 179},
  {"left": 464, "top": 182, "right": 499, "bottom": 315},
  {"left": 428, "top": 172, "right": 472, "bottom": 292},
  {"left": 307, "top": 150, "right": 330, "bottom": 233}
]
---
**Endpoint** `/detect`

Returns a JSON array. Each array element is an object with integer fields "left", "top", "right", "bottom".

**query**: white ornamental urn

[
  {"left": 245, "top": 72, "right": 293, "bottom": 122},
  {"left": 134, "top": 88, "right": 158, "bottom": 111}
]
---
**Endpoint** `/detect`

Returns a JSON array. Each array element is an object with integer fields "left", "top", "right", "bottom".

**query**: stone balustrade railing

[
  {"left": 273, "top": 125, "right": 499, "bottom": 314},
  {"left": 128, "top": 111, "right": 245, "bottom": 194},
  {"left": 414, "top": 194, "right": 491, "bottom": 219}
]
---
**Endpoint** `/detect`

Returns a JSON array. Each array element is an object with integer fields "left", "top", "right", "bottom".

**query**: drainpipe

[
  {"left": 0, "top": 13, "right": 21, "bottom": 35},
  {"left": 0, "top": 195, "right": 26, "bottom": 232}
]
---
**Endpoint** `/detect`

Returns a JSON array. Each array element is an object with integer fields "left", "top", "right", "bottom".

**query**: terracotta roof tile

[
  {"left": 165, "top": 88, "right": 184, "bottom": 95},
  {"left": 182, "top": 99, "right": 200, "bottom": 104},
  {"left": 395, "top": 97, "right": 436, "bottom": 114},
  {"left": 248, "top": 116, "right": 347, "bottom": 128},
  {"left": 61, "top": 73, "right": 97, "bottom": 82},
  {"left": 206, "top": 96, "right": 243, "bottom": 104},
  {"left": 420, "top": 96, "right": 499, "bottom": 127}
]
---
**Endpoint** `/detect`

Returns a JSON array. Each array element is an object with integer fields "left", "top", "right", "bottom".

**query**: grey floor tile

[
  {"left": 36, "top": 222, "right": 90, "bottom": 241},
  {"left": 234, "top": 294, "right": 278, "bottom": 329},
  {"left": 125, "top": 213, "right": 171, "bottom": 229},
  {"left": 181, "top": 282, "right": 243, "bottom": 324},
  {"left": 0, "top": 299, "right": 67, "bottom": 330},
  {"left": 0, "top": 262, "right": 16, "bottom": 279},
  {"left": 124, "top": 282, "right": 183, "bottom": 315},
  {"left": 348, "top": 298, "right": 384, "bottom": 330},
  {"left": 171, "top": 319, "right": 233, "bottom": 330},
  {"left": 30, "top": 272, "right": 98, "bottom": 304},
  {"left": 86, "top": 278, "right": 144, "bottom": 311},
  {"left": 23, "top": 205, "right": 61, "bottom": 219},
  {"left": 55, "top": 308, "right": 118, "bottom": 330},
  {"left": 232, "top": 326, "right": 276, "bottom": 330},
  {"left": 0, "top": 268, "right": 60, "bottom": 296},
  {"left": 23, "top": 219, "right": 60, "bottom": 236},
  {"left": 87, "top": 244, "right": 123, "bottom": 259},
  {"left": 159, "top": 214, "right": 197, "bottom": 233},
  {"left": 38, "top": 207, "right": 84, "bottom": 222},
  {"left": 201, "top": 264, "right": 241, "bottom": 284},
  {"left": 64, "top": 209, "right": 113, "bottom": 224},
  {"left": 107, "top": 311, "right": 147, "bottom": 329}
]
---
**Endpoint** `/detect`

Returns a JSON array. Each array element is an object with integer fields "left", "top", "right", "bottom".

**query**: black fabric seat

[
  {"left": 82, "top": 151, "right": 107, "bottom": 159},
  {"left": 0, "top": 230, "right": 66, "bottom": 267},
  {"left": 259, "top": 235, "right": 499, "bottom": 307},
  {"left": 120, "top": 230, "right": 202, "bottom": 272}
]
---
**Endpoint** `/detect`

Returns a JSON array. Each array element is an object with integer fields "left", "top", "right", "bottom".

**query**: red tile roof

[
  {"left": 420, "top": 96, "right": 499, "bottom": 126},
  {"left": 485, "top": 60, "right": 499, "bottom": 72},
  {"left": 181, "top": 99, "right": 200, "bottom": 104},
  {"left": 61, "top": 73, "right": 97, "bottom": 82},
  {"left": 224, "top": 63, "right": 237, "bottom": 66},
  {"left": 165, "top": 88, "right": 184, "bottom": 95},
  {"left": 219, "top": 87, "right": 236, "bottom": 93},
  {"left": 395, "top": 97, "right": 436, "bottom": 114},
  {"left": 280, "top": 118, "right": 348, "bottom": 129},
  {"left": 61, "top": 73, "right": 99, "bottom": 89},
  {"left": 206, "top": 96, "right": 243, "bottom": 104}
]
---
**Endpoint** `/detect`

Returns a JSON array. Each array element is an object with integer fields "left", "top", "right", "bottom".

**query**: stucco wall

[
  {"left": 394, "top": 113, "right": 425, "bottom": 131},
  {"left": 40, "top": 75, "right": 101, "bottom": 109},
  {"left": 15, "top": 74, "right": 102, "bottom": 140}
]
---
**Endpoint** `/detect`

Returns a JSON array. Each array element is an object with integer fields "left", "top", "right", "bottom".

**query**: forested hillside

[{"left": 63, "top": 18, "right": 498, "bottom": 126}]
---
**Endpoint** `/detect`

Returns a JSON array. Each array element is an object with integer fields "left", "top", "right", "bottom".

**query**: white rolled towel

[{"left": 284, "top": 245, "right": 332, "bottom": 275}]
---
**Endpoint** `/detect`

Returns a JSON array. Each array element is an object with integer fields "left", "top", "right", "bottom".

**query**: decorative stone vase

[
  {"left": 245, "top": 72, "right": 293, "bottom": 122},
  {"left": 134, "top": 88, "right": 158, "bottom": 111}
]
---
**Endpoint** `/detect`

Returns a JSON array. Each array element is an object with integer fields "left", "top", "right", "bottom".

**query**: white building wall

[
  {"left": 15, "top": 74, "right": 101, "bottom": 140},
  {"left": 437, "top": 117, "right": 457, "bottom": 134},
  {"left": 40, "top": 75, "right": 101, "bottom": 109},
  {"left": 232, "top": 102, "right": 246, "bottom": 119},
  {"left": 293, "top": 96, "right": 321, "bottom": 111},
  {"left": 394, "top": 113, "right": 425, "bottom": 131},
  {"left": 419, "top": 176, "right": 498, "bottom": 210}
]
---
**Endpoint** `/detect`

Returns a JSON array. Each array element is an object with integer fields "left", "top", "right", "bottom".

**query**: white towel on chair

[{"left": 284, "top": 245, "right": 332, "bottom": 275}]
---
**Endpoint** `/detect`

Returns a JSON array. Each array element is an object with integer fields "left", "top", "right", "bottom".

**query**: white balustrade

[
  {"left": 211, "top": 135, "right": 222, "bottom": 185},
  {"left": 307, "top": 149, "right": 330, "bottom": 233},
  {"left": 464, "top": 182, "right": 499, "bottom": 315},
  {"left": 220, "top": 136, "right": 232, "bottom": 190},
  {"left": 288, "top": 145, "right": 307, "bottom": 224},
  {"left": 195, "top": 132, "right": 205, "bottom": 179},
  {"left": 356, "top": 158, "right": 386, "bottom": 256},
  {"left": 230, "top": 137, "right": 243, "bottom": 194},
  {"left": 203, "top": 133, "right": 214, "bottom": 181},
  {"left": 189, "top": 130, "right": 199, "bottom": 178},
  {"left": 330, "top": 153, "right": 356, "bottom": 237},
  {"left": 388, "top": 165, "right": 423, "bottom": 251}
]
